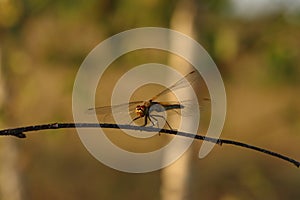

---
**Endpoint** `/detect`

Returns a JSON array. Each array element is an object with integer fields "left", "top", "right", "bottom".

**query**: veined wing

[
  {"left": 156, "top": 99, "right": 210, "bottom": 117},
  {"left": 86, "top": 101, "right": 144, "bottom": 122},
  {"left": 151, "top": 70, "right": 200, "bottom": 101}
]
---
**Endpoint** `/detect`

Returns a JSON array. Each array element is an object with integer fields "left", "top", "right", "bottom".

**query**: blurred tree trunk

[
  {"left": 160, "top": 0, "right": 197, "bottom": 199},
  {"left": 0, "top": 49, "right": 23, "bottom": 200}
]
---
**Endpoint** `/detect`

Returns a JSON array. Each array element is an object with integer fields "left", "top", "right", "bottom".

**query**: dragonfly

[{"left": 87, "top": 70, "right": 209, "bottom": 129}]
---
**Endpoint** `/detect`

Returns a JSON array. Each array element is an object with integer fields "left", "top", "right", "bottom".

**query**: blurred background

[{"left": 0, "top": 0, "right": 300, "bottom": 199}]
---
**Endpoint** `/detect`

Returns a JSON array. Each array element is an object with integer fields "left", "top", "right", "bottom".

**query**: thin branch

[{"left": 0, "top": 122, "right": 299, "bottom": 168}]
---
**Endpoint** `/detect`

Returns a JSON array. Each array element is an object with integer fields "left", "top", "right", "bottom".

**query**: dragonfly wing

[
  {"left": 154, "top": 98, "right": 210, "bottom": 117},
  {"left": 86, "top": 101, "right": 144, "bottom": 123},
  {"left": 151, "top": 70, "right": 199, "bottom": 101},
  {"left": 87, "top": 101, "right": 144, "bottom": 114}
]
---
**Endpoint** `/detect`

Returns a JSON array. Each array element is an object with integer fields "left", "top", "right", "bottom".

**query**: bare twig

[{"left": 0, "top": 122, "right": 299, "bottom": 168}]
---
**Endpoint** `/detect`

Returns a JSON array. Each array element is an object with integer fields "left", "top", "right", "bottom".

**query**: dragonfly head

[{"left": 135, "top": 105, "right": 146, "bottom": 117}]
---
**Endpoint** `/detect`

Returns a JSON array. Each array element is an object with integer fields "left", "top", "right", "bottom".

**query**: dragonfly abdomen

[
  {"left": 163, "top": 104, "right": 183, "bottom": 111},
  {"left": 150, "top": 102, "right": 183, "bottom": 113}
]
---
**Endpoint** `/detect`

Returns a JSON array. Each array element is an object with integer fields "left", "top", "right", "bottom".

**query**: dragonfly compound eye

[{"left": 135, "top": 105, "right": 145, "bottom": 117}]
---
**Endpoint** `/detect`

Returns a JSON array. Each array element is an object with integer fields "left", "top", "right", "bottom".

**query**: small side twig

[{"left": 0, "top": 122, "right": 299, "bottom": 168}]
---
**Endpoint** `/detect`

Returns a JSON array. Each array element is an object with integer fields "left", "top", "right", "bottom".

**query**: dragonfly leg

[
  {"left": 143, "top": 114, "right": 149, "bottom": 126},
  {"left": 148, "top": 115, "right": 161, "bottom": 136},
  {"left": 130, "top": 116, "right": 142, "bottom": 125},
  {"left": 150, "top": 114, "right": 173, "bottom": 130},
  {"left": 165, "top": 120, "right": 173, "bottom": 130},
  {"left": 147, "top": 115, "right": 158, "bottom": 126}
]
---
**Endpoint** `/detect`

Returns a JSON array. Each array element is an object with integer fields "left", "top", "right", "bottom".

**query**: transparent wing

[
  {"left": 158, "top": 98, "right": 210, "bottom": 117},
  {"left": 86, "top": 101, "right": 144, "bottom": 123},
  {"left": 86, "top": 101, "right": 143, "bottom": 114},
  {"left": 151, "top": 70, "right": 199, "bottom": 101}
]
